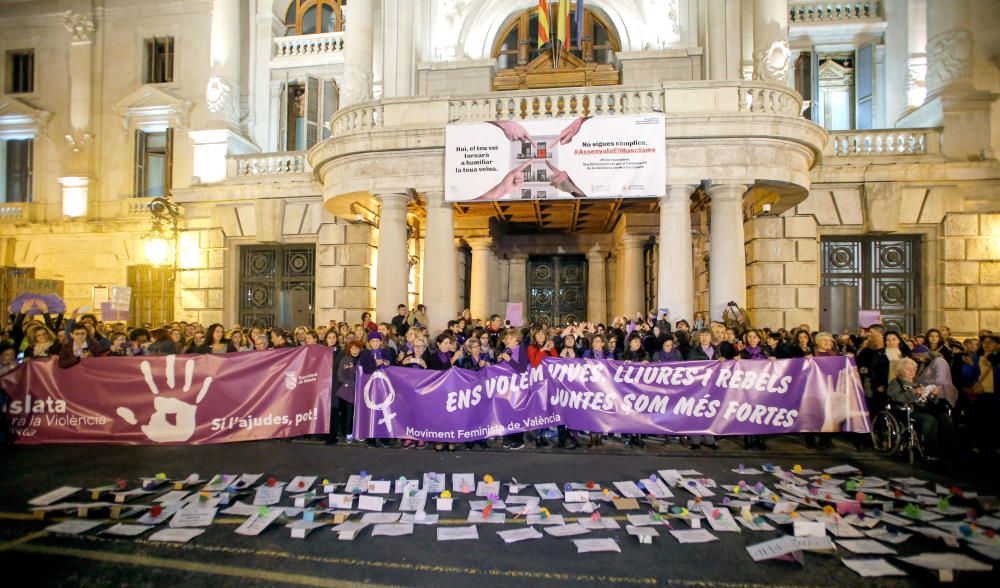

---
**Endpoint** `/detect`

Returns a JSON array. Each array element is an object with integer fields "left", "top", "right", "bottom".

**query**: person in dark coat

[
  {"left": 332, "top": 341, "right": 364, "bottom": 444},
  {"left": 58, "top": 324, "right": 106, "bottom": 368}
]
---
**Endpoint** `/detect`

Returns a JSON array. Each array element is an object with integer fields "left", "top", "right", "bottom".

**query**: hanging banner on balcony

[{"left": 444, "top": 114, "right": 665, "bottom": 202}]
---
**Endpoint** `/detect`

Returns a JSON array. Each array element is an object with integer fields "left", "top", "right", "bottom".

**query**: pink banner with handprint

[
  {"left": 0, "top": 346, "right": 332, "bottom": 444},
  {"left": 445, "top": 114, "right": 666, "bottom": 202}
]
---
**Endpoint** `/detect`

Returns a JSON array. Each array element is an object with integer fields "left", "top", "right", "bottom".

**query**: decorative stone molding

[
  {"left": 753, "top": 40, "right": 791, "bottom": 83},
  {"left": 907, "top": 57, "right": 927, "bottom": 107},
  {"left": 64, "top": 130, "right": 92, "bottom": 152},
  {"left": 63, "top": 11, "right": 95, "bottom": 44},
  {"left": 0, "top": 95, "right": 51, "bottom": 138},
  {"left": 113, "top": 85, "right": 193, "bottom": 132},
  {"left": 205, "top": 75, "right": 238, "bottom": 121},
  {"left": 926, "top": 30, "right": 973, "bottom": 91},
  {"left": 340, "top": 66, "right": 373, "bottom": 107}
]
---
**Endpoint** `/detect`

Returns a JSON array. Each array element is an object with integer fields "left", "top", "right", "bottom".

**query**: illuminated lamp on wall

[
  {"left": 143, "top": 196, "right": 181, "bottom": 267},
  {"left": 59, "top": 176, "right": 90, "bottom": 218}
]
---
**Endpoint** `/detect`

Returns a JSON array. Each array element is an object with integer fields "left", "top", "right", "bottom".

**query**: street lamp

[{"left": 144, "top": 196, "right": 181, "bottom": 268}]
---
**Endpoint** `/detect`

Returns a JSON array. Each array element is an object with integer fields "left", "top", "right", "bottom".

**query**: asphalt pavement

[{"left": 1, "top": 435, "right": 997, "bottom": 587}]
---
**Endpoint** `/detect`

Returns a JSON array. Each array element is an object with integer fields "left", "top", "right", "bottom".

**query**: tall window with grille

[
  {"left": 135, "top": 129, "right": 173, "bottom": 197},
  {"left": 6, "top": 49, "right": 34, "bottom": 94},
  {"left": 128, "top": 265, "right": 175, "bottom": 328},
  {"left": 144, "top": 37, "right": 174, "bottom": 84},
  {"left": 1, "top": 139, "right": 33, "bottom": 203}
]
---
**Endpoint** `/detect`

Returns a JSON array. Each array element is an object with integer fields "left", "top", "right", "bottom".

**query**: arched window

[
  {"left": 492, "top": 3, "right": 621, "bottom": 90},
  {"left": 284, "top": 0, "right": 345, "bottom": 36}
]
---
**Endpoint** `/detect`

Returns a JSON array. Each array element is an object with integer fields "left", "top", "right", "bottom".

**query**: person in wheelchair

[{"left": 887, "top": 357, "right": 955, "bottom": 460}]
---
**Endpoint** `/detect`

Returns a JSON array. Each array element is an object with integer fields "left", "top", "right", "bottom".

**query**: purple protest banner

[
  {"left": 354, "top": 356, "right": 870, "bottom": 441},
  {"left": 0, "top": 346, "right": 332, "bottom": 444}
]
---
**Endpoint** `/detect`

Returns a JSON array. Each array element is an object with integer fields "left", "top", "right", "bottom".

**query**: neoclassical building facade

[{"left": 1, "top": 0, "right": 998, "bottom": 335}]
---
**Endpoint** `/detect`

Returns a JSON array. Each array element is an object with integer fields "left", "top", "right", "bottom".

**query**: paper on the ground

[
  {"left": 423, "top": 473, "right": 446, "bottom": 494},
  {"left": 400, "top": 512, "right": 439, "bottom": 525},
  {"left": 29, "top": 486, "right": 81, "bottom": 507},
  {"left": 136, "top": 502, "right": 181, "bottom": 525},
  {"left": 731, "top": 467, "right": 764, "bottom": 475},
  {"left": 394, "top": 478, "right": 419, "bottom": 494},
  {"left": 891, "top": 476, "right": 927, "bottom": 486},
  {"left": 969, "top": 543, "right": 1000, "bottom": 561},
  {"left": 579, "top": 516, "right": 621, "bottom": 530},
  {"left": 641, "top": 478, "right": 674, "bottom": 499},
  {"left": 878, "top": 512, "right": 914, "bottom": 527},
  {"left": 794, "top": 520, "right": 826, "bottom": 537},
  {"left": 287, "top": 476, "right": 317, "bottom": 492},
  {"left": 235, "top": 507, "right": 284, "bottom": 536},
  {"left": 111, "top": 488, "right": 155, "bottom": 503},
  {"left": 101, "top": 523, "right": 154, "bottom": 537},
  {"left": 202, "top": 474, "right": 236, "bottom": 492},
  {"left": 824, "top": 464, "right": 861, "bottom": 475},
  {"left": 680, "top": 479, "right": 715, "bottom": 498},
  {"left": 612, "top": 481, "right": 644, "bottom": 499},
  {"left": 253, "top": 483, "right": 284, "bottom": 506},
  {"left": 287, "top": 519, "right": 325, "bottom": 538},
  {"left": 358, "top": 495, "right": 385, "bottom": 511},
  {"left": 345, "top": 474, "right": 370, "bottom": 494},
  {"left": 437, "top": 525, "right": 479, "bottom": 541},
  {"left": 670, "top": 529, "right": 718, "bottom": 543},
  {"left": 864, "top": 527, "right": 912, "bottom": 544},
  {"left": 836, "top": 539, "right": 897, "bottom": 554},
  {"left": 626, "top": 514, "right": 663, "bottom": 527},
  {"left": 506, "top": 496, "right": 540, "bottom": 505},
  {"left": 737, "top": 517, "right": 775, "bottom": 532},
  {"left": 498, "top": 526, "right": 543, "bottom": 543},
  {"left": 154, "top": 491, "right": 191, "bottom": 505},
  {"left": 792, "top": 536, "right": 837, "bottom": 553},
  {"left": 701, "top": 503, "right": 740, "bottom": 532},
  {"left": 746, "top": 536, "right": 803, "bottom": 562},
  {"left": 534, "top": 483, "right": 564, "bottom": 500},
  {"left": 400, "top": 490, "right": 427, "bottom": 512},
  {"left": 563, "top": 502, "right": 598, "bottom": 514},
  {"left": 564, "top": 490, "right": 589, "bottom": 503},
  {"left": 372, "top": 523, "right": 414, "bottom": 537},
  {"left": 627, "top": 525, "right": 659, "bottom": 539},
  {"left": 368, "top": 480, "right": 391, "bottom": 494},
  {"left": 895, "top": 553, "right": 993, "bottom": 572},
  {"left": 544, "top": 523, "right": 591, "bottom": 537},
  {"left": 360, "top": 512, "right": 400, "bottom": 525},
  {"left": 476, "top": 481, "right": 500, "bottom": 497},
  {"left": 573, "top": 538, "right": 621, "bottom": 553},
  {"left": 842, "top": 558, "right": 907, "bottom": 577},
  {"left": 468, "top": 510, "right": 506, "bottom": 524},
  {"left": 329, "top": 494, "right": 354, "bottom": 509},
  {"left": 231, "top": 473, "right": 262, "bottom": 489},
  {"left": 169, "top": 506, "right": 218, "bottom": 528},
  {"left": 219, "top": 501, "right": 258, "bottom": 516},
  {"left": 149, "top": 528, "right": 204, "bottom": 543},
  {"left": 526, "top": 513, "right": 566, "bottom": 526},
  {"left": 44, "top": 520, "right": 103, "bottom": 535},
  {"left": 826, "top": 520, "right": 865, "bottom": 538},
  {"left": 452, "top": 474, "right": 475, "bottom": 493},
  {"left": 470, "top": 500, "right": 506, "bottom": 511}
]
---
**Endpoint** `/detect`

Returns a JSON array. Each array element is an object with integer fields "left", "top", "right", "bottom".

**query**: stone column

[
  {"left": 468, "top": 237, "right": 495, "bottom": 321},
  {"left": 752, "top": 0, "right": 790, "bottom": 83},
  {"left": 621, "top": 235, "right": 646, "bottom": 318},
  {"left": 342, "top": 0, "right": 375, "bottom": 106},
  {"left": 925, "top": 0, "right": 973, "bottom": 97},
  {"left": 906, "top": 0, "right": 928, "bottom": 109},
  {"left": 422, "top": 191, "right": 458, "bottom": 334},
  {"left": 708, "top": 183, "right": 749, "bottom": 321},
  {"left": 657, "top": 185, "right": 696, "bottom": 324},
  {"left": 586, "top": 247, "right": 608, "bottom": 324},
  {"left": 381, "top": 0, "right": 415, "bottom": 98},
  {"left": 508, "top": 253, "right": 529, "bottom": 321},
  {"left": 375, "top": 192, "right": 410, "bottom": 323},
  {"left": 61, "top": 11, "right": 96, "bottom": 218},
  {"left": 708, "top": 0, "right": 741, "bottom": 80},
  {"left": 252, "top": 0, "right": 281, "bottom": 148}
]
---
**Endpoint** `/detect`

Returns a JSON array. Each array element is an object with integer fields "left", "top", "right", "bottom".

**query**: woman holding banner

[{"left": 333, "top": 341, "right": 364, "bottom": 445}]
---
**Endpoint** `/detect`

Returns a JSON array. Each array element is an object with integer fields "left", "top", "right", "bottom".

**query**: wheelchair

[{"left": 870, "top": 403, "right": 923, "bottom": 464}]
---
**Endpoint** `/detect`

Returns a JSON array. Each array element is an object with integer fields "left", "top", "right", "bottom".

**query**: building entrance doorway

[{"left": 527, "top": 255, "right": 587, "bottom": 325}]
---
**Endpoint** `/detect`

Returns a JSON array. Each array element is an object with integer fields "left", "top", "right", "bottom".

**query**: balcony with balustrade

[{"left": 271, "top": 31, "right": 345, "bottom": 69}]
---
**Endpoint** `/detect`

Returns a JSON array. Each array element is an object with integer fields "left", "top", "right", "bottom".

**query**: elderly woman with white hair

[{"left": 887, "top": 356, "right": 955, "bottom": 460}]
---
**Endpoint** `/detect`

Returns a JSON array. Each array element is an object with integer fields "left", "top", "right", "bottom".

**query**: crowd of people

[{"left": 2, "top": 298, "right": 998, "bottom": 465}]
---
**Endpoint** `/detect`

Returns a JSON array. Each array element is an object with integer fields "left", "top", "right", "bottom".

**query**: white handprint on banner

[
  {"left": 820, "top": 362, "right": 868, "bottom": 432},
  {"left": 115, "top": 355, "right": 214, "bottom": 442}
]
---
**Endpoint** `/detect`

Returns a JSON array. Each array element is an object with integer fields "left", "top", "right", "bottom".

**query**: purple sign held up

[{"left": 354, "top": 356, "right": 871, "bottom": 441}]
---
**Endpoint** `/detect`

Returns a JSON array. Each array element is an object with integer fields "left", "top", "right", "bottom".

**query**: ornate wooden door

[
  {"left": 528, "top": 255, "right": 587, "bottom": 325},
  {"left": 821, "top": 236, "right": 920, "bottom": 334},
  {"left": 239, "top": 245, "right": 315, "bottom": 328}
]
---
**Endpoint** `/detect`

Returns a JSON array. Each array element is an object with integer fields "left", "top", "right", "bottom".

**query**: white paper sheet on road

[
  {"left": 29, "top": 486, "right": 81, "bottom": 506},
  {"left": 437, "top": 526, "right": 479, "bottom": 541},
  {"left": 498, "top": 526, "right": 543, "bottom": 543},
  {"left": 842, "top": 558, "right": 907, "bottom": 577}
]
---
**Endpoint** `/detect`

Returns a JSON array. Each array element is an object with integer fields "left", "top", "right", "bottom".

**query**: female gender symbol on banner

[{"left": 362, "top": 370, "right": 397, "bottom": 435}]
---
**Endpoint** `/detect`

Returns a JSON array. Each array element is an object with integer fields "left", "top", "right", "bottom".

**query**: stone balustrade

[
  {"left": 228, "top": 151, "right": 311, "bottom": 177},
  {"left": 272, "top": 32, "right": 345, "bottom": 67},
  {"left": 328, "top": 80, "right": 804, "bottom": 137},
  {"left": 789, "top": 1, "right": 882, "bottom": 23},
  {"left": 825, "top": 128, "right": 942, "bottom": 157},
  {"left": 0, "top": 202, "right": 35, "bottom": 223},
  {"left": 122, "top": 197, "right": 155, "bottom": 216}
]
